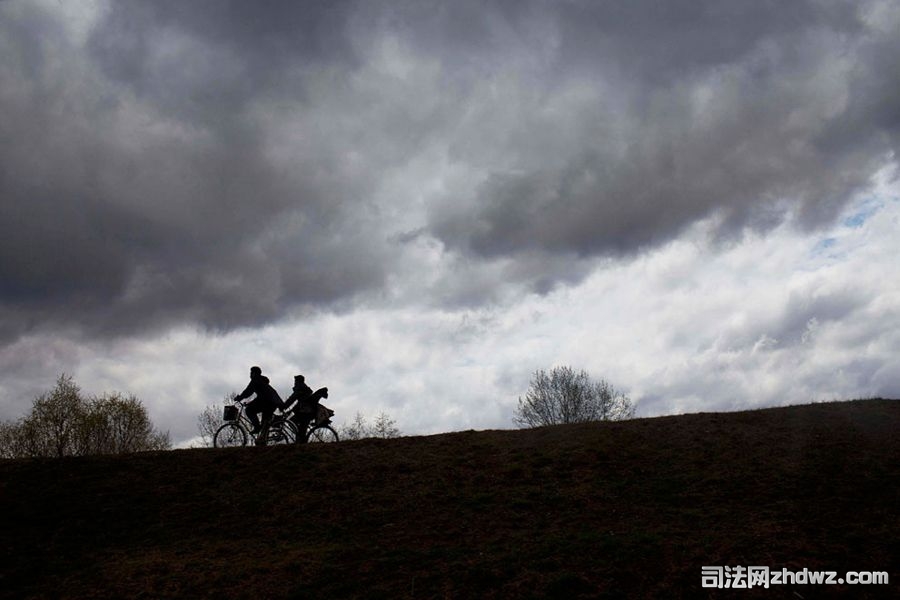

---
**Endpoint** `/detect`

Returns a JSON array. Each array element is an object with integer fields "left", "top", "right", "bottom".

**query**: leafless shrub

[
  {"left": 339, "top": 411, "right": 401, "bottom": 440},
  {"left": 514, "top": 366, "right": 635, "bottom": 428}
]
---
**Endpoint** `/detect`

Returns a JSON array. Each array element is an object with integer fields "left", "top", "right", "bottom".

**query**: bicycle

[
  {"left": 213, "top": 400, "right": 340, "bottom": 447},
  {"left": 213, "top": 400, "right": 297, "bottom": 447}
]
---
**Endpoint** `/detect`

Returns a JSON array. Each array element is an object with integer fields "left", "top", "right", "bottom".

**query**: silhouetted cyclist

[
  {"left": 283, "top": 374, "right": 328, "bottom": 437},
  {"left": 234, "top": 366, "right": 283, "bottom": 444}
]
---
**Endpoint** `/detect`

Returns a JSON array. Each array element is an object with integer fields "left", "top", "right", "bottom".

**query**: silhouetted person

[
  {"left": 283, "top": 374, "right": 328, "bottom": 440},
  {"left": 235, "top": 366, "right": 283, "bottom": 445}
]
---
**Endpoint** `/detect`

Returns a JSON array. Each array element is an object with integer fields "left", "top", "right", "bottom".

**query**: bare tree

[
  {"left": 17, "top": 374, "right": 84, "bottom": 458},
  {"left": 339, "top": 412, "right": 369, "bottom": 441},
  {"left": 78, "top": 393, "right": 171, "bottom": 455},
  {"left": 196, "top": 392, "right": 237, "bottom": 447},
  {"left": 339, "top": 411, "right": 401, "bottom": 440},
  {"left": 0, "top": 374, "right": 170, "bottom": 458},
  {"left": 0, "top": 421, "right": 25, "bottom": 459},
  {"left": 514, "top": 366, "right": 635, "bottom": 428},
  {"left": 196, "top": 406, "right": 222, "bottom": 448},
  {"left": 371, "top": 412, "right": 400, "bottom": 439}
]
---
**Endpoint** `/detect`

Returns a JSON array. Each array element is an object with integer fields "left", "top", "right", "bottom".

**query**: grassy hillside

[{"left": 1, "top": 400, "right": 897, "bottom": 599}]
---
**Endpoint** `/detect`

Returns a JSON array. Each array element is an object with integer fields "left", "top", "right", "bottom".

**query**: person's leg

[
  {"left": 291, "top": 413, "right": 313, "bottom": 443},
  {"left": 245, "top": 400, "right": 262, "bottom": 433},
  {"left": 255, "top": 409, "right": 274, "bottom": 446}
]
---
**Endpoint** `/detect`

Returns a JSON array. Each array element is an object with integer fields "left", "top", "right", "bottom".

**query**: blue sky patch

[
  {"left": 814, "top": 238, "right": 837, "bottom": 252},
  {"left": 843, "top": 198, "right": 883, "bottom": 229}
]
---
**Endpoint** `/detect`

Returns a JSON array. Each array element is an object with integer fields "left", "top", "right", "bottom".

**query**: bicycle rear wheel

[
  {"left": 214, "top": 423, "right": 248, "bottom": 447},
  {"left": 306, "top": 425, "right": 339, "bottom": 443}
]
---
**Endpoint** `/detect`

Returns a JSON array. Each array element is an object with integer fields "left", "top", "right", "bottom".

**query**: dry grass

[{"left": 1, "top": 399, "right": 898, "bottom": 598}]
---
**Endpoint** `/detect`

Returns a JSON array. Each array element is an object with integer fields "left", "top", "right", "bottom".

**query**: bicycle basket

[{"left": 223, "top": 405, "right": 239, "bottom": 422}]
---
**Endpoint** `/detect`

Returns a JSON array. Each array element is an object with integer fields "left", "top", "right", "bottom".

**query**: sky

[{"left": 1, "top": 0, "right": 899, "bottom": 447}]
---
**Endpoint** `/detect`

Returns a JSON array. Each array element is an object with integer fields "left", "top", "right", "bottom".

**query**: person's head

[
  {"left": 250, "top": 366, "right": 262, "bottom": 378},
  {"left": 294, "top": 374, "right": 305, "bottom": 384}
]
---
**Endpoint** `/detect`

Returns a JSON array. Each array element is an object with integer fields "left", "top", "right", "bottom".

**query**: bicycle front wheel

[
  {"left": 306, "top": 425, "right": 339, "bottom": 443},
  {"left": 214, "top": 423, "right": 248, "bottom": 448}
]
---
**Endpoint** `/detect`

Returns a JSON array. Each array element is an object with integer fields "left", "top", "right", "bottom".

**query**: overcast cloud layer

[{"left": 2, "top": 0, "right": 899, "bottom": 444}]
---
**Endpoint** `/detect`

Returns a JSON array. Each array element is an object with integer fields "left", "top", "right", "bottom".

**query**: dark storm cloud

[
  {"left": 429, "top": 0, "right": 899, "bottom": 260},
  {"left": 0, "top": 0, "right": 384, "bottom": 340},
  {"left": 87, "top": 0, "right": 358, "bottom": 122},
  {"left": 1, "top": 0, "right": 897, "bottom": 341}
]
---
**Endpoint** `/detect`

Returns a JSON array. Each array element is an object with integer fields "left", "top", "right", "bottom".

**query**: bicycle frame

[{"left": 232, "top": 404, "right": 253, "bottom": 431}]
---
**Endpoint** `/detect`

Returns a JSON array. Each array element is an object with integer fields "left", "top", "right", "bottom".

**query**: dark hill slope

[{"left": 1, "top": 400, "right": 898, "bottom": 599}]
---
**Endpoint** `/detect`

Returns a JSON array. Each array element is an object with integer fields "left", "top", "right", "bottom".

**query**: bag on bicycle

[{"left": 316, "top": 404, "right": 335, "bottom": 426}]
